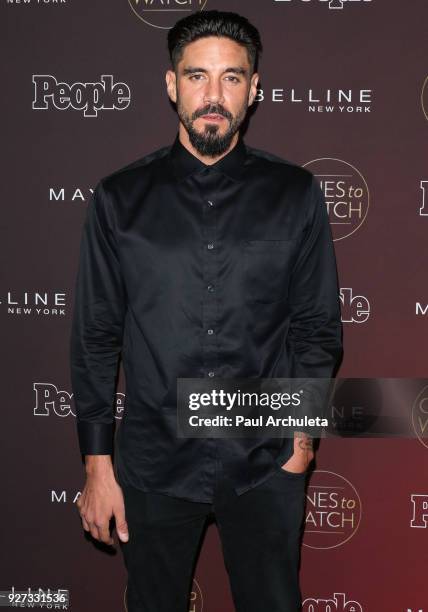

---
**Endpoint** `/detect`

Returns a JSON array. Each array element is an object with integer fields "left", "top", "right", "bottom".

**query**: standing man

[{"left": 70, "top": 10, "right": 343, "bottom": 612}]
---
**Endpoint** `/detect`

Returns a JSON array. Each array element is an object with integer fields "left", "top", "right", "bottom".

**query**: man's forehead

[{"left": 179, "top": 36, "right": 250, "bottom": 68}]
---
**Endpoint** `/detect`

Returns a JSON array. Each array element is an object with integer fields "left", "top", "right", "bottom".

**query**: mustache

[{"left": 192, "top": 104, "right": 233, "bottom": 121}]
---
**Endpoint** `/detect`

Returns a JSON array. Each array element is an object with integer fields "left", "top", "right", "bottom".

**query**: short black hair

[{"left": 167, "top": 10, "right": 262, "bottom": 74}]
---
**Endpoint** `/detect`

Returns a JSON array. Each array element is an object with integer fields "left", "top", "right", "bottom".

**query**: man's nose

[{"left": 203, "top": 78, "right": 225, "bottom": 105}]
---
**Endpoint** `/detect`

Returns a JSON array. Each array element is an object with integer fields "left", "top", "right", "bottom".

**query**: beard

[{"left": 176, "top": 96, "right": 248, "bottom": 157}]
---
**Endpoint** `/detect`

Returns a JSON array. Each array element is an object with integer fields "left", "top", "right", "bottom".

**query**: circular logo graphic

[
  {"left": 115, "top": 392, "right": 126, "bottom": 419},
  {"left": 124, "top": 578, "right": 203, "bottom": 611},
  {"left": 303, "top": 158, "right": 369, "bottom": 241},
  {"left": 412, "top": 384, "right": 428, "bottom": 450},
  {"left": 128, "top": 0, "right": 208, "bottom": 30},
  {"left": 303, "top": 470, "right": 362, "bottom": 550},
  {"left": 189, "top": 578, "right": 203, "bottom": 612},
  {"left": 422, "top": 75, "right": 428, "bottom": 122}
]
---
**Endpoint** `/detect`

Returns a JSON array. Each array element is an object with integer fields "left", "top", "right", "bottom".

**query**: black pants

[{"left": 118, "top": 454, "right": 306, "bottom": 612}]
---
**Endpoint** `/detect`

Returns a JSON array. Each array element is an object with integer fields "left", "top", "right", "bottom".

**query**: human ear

[
  {"left": 248, "top": 72, "right": 259, "bottom": 107},
  {"left": 165, "top": 69, "right": 177, "bottom": 103}
]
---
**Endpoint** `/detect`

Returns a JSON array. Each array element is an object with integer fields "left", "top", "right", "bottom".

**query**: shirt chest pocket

[{"left": 241, "top": 239, "right": 297, "bottom": 303}]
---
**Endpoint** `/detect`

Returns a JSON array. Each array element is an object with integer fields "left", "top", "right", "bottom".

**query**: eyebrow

[{"left": 182, "top": 66, "right": 248, "bottom": 76}]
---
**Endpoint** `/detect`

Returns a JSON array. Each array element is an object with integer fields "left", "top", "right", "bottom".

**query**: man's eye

[
  {"left": 189, "top": 74, "right": 204, "bottom": 81},
  {"left": 225, "top": 76, "right": 240, "bottom": 83}
]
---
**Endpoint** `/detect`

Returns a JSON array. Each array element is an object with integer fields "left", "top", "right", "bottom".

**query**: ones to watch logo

[
  {"left": 303, "top": 470, "right": 362, "bottom": 549},
  {"left": 32, "top": 75, "right": 131, "bottom": 118},
  {"left": 421, "top": 75, "right": 428, "bottom": 122},
  {"left": 304, "top": 158, "right": 369, "bottom": 241},
  {"left": 128, "top": 0, "right": 208, "bottom": 30},
  {"left": 412, "top": 384, "right": 428, "bottom": 450}
]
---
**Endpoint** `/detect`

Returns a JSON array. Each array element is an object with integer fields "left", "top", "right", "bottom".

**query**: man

[{"left": 70, "top": 10, "right": 343, "bottom": 612}]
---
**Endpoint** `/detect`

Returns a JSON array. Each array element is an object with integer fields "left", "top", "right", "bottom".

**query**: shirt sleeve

[
  {"left": 284, "top": 173, "right": 343, "bottom": 443},
  {"left": 69, "top": 180, "right": 127, "bottom": 456}
]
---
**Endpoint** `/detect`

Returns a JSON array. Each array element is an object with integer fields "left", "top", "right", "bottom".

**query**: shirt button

[
  {"left": 207, "top": 284, "right": 215, "bottom": 292},
  {"left": 207, "top": 243, "right": 214, "bottom": 250},
  {"left": 207, "top": 200, "right": 214, "bottom": 207},
  {"left": 208, "top": 371, "right": 215, "bottom": 377},
  {"left": 207, "top": 328, "right": 214, "bottom": 335}
]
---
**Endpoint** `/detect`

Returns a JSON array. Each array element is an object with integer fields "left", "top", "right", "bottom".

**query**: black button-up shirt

[{"left": 70, "top": 133, "right": 343, "bottom": 502}]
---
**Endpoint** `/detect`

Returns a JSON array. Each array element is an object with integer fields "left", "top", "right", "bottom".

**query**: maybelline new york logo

[
  {"left": 274, "top": 0, "right": 372, "bottom": 9},
  {"left": 49, "top": 186, "right": 94, "bottom": 203},
  {"left": 32, "top": 75, "right": 131, "bottom": 117},
  {"left": 255, "top": 87, "right": 372, "bottom": 114},
  {"left": 1, "top": 291, "right": 66, "bottom": 316},
  {"left": 6, "top": 0, "right": 66, "bottom": 6}
]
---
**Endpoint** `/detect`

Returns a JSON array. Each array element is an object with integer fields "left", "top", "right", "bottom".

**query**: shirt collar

[{"left": 169, "top": 132, "right": 247, "bottom": 182}]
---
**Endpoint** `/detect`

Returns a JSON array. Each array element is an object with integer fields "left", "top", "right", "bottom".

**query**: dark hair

[{"left": 167, "top": 10, "right": 262, "bottom": 74}]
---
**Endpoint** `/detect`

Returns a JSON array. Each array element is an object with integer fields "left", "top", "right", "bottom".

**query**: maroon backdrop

[{"left": 2, "top": 0, "right": 428, "bottom": 610}]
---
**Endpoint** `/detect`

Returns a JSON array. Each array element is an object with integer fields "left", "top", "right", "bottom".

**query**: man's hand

[
  {"left": 76, "top": 455, "right": 129, "bottom": 545},
  {"left": 281, "top": 431, "right": 314, "bottom": 474}
]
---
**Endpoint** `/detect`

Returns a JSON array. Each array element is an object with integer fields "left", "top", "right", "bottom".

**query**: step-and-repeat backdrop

[{"left": 2, "top": 0, "right": 428, "bottom": 610}]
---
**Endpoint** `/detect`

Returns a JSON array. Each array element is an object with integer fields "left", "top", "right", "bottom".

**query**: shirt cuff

[{"left": 77, "top": 421, "right": 114, "bottom": 455}]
